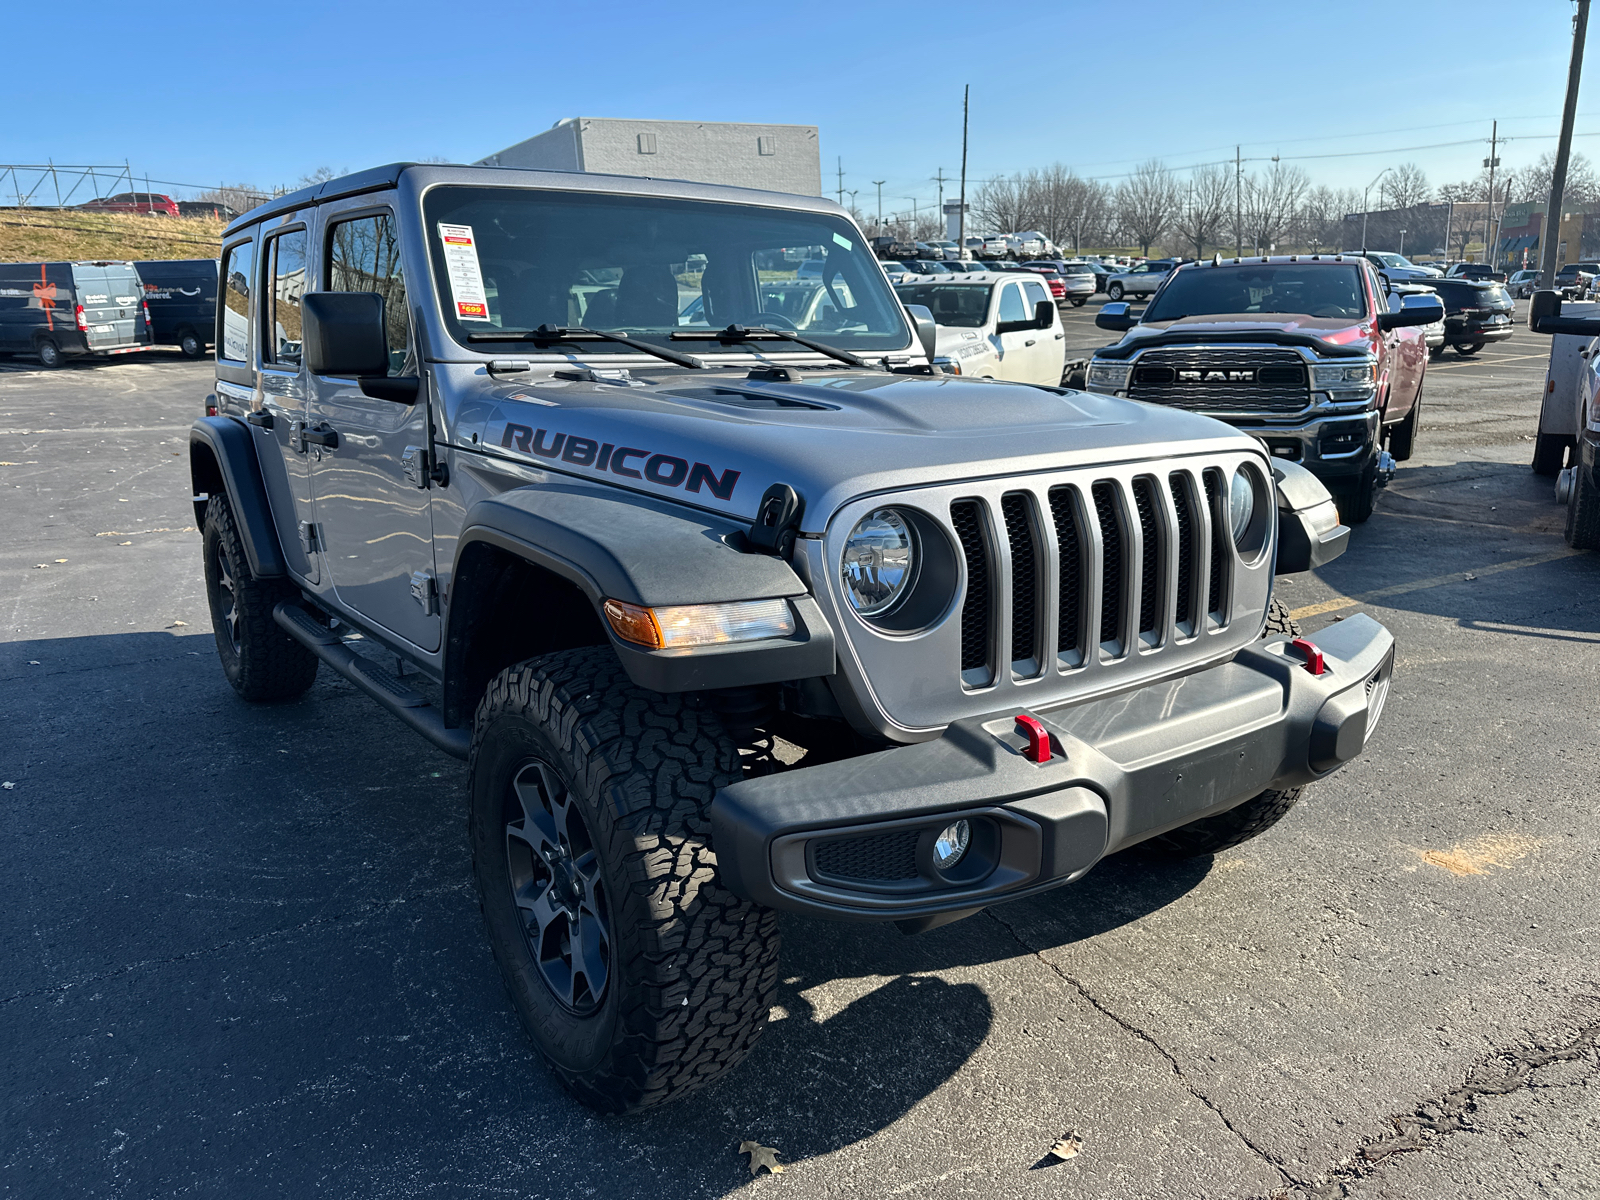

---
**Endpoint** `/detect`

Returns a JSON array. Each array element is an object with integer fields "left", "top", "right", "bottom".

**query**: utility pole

[
  {"left": 1483, "top": 119, "right": 1500, "bottom": 266},
  {"left": 958, "top": 86, "right": 970, "bottom": 256},
  {"left": 1543, "top": 0, "right": 1590, "bottom": 287},
  {"left": 1234, "top": 145, "right": 1243, "bottom": 257},
  {"left": 836, "top": 156, "right": 845, "bottom": 206},
  {"left": 933, "top": 167, "right": 947, "bottom": 217},
  {"left": 1361, "top": 167, "right": 1392, "bottom": 252},
  {"left": 873, "top": 180, "right": 886, "bottom": 230},
  {"left": 904, "top": 197, "right": 918, "bottom": 238}
]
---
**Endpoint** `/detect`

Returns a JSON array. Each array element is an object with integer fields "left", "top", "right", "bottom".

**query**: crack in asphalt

[
  {"left": 984, "top": 907, "right": 1301, "bottom": 1191},
  {"left": 1281, "top": 1004, "right": 1600, "bottom": 1199}
]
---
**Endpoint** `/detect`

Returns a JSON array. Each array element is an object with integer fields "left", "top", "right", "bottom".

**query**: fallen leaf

[
  {"left": 33, "top": 564, "right": 48, "bottom": 569},
  {"left": 167, "top": 620, "right": 188, "bottom": 628},
  {"left": 1049, "top": 1132, "right": 1083, "bottom": 1161},
  {"left": 739, "top": 1141, "right": 784, "bottom": 1176},
  {"left": 119, "top": 541, "right": 132, "bottom": 546},
  {"left": 118, "top": 498, "right": 128, "bottom": 502},
  {"left": 54, "top": 559, "right": 67, "bottom": 563},
  {"left": 27, "top": 660, "right": 39, "bottom": 665},
  {"left": 1, "top": 782, "right": 14, "bottom": 790}
]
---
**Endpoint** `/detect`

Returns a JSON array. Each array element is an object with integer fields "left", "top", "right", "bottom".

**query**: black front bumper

[{"left": 712, "top": 614, "right": 1394, "bottom": 925}]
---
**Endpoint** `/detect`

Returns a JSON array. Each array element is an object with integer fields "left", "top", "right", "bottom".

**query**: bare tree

[
  {"left": 1380, "top": 162, "right": 1432, "bottom": 209},
  {"left": 1170, "top": 163, "right": 1231, "bottom": 258},
  {"left": 1239, "top": 163, "right": 1310, "bottom": 253},
  {"left": 1116, "top": 159, "right": 1180, "bottom": 255},
  {"left": 1507, "top": 150, "right": 1600, "bottom": 206},
  {"left": 193, "top": 182, "right": 271, "bottom": 214},
  {"left": 972, "top": 173, "right": 1031, "bottom": 236}
]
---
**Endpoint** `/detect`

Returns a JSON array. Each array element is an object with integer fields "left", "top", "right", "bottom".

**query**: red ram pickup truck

[{"left": 1086, "top": 255, "right": 1444, "bottom": 522}]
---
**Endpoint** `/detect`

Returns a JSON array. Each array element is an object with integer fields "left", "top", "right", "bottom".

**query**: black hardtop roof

[{"left": 1187, "top": 254, "right": 1369, "bottom": 269}]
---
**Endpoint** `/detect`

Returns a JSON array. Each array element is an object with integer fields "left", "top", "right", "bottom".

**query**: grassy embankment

[{"left": 0, "top": 210, "right": 224, "bottom": 263}]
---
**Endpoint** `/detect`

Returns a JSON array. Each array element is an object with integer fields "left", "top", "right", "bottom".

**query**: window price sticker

[{"left": 438, "top": 223, "right": 491, "bottom": 321}]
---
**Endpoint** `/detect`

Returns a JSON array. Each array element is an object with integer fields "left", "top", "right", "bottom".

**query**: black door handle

[
  {"left": 303, "top": 424, "right": 339, "bottom": 449},
  {"left": 247, "top": 409, "right": 274, "bottom": 429}
]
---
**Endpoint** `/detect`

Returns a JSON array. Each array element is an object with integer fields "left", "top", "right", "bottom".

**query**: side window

[
  {"left": 1021, "top": 278, "right": 1051, "bottom": 320},
  {"left": 327, "top": 212, "right": 409, "bottom": 375},
  {"left": 218, "top": 238, "right": 254, "bottom": 362},
  {"left": 265, "top": 229, "right": 308, "bottom": 367},
  {"left": 997, "top": 282, "right": 1028, "bottom": 324}
]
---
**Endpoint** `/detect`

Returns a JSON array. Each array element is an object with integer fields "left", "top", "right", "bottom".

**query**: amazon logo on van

[{"left": 499, "top": 424, "right": 741, "bottom": 501}]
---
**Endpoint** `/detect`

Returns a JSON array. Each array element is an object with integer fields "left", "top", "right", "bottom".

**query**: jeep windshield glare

[
  {"left": 1143, "top": 265, "right": 1369, "bottom": 322},
  {"left": 423, "top": 186, "right": 910, "bottom": 355}
]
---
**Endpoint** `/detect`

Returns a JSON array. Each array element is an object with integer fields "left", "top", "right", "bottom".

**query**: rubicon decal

[{"left": 500, "top": 424, "right": 742, "bottom": 501}]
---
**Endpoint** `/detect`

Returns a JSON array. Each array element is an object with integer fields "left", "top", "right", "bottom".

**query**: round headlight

[
  {"left": 841, "top": 509, "right": 917, "bottom": 616},
  {"left": 1229, "top": 470, "right": 1255, "bottom": 545}
]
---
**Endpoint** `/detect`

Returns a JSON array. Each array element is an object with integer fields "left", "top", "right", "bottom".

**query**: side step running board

[{"left": 273, "top": 600, "right": 470, "bottom": 760}]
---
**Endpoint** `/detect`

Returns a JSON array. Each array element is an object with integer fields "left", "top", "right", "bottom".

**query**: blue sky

[{"left": 8, "top": 0, "right": 1598, "bottom": 215}]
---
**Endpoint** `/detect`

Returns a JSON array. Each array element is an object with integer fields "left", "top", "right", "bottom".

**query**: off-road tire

[
  {"left": 179, "top": 329, "right": 206, "bottom": 359},
  {"left": 1532, "top": 430, "right": 1568, "bottom": 477},
  {"left": 1107, "top": 282, "right": 1124, "bottom": 301},
  {"left": 36, "top": 338, "right": 62, "bottom": 369},
  {"left": 1071, "top": 297, "right": 1086, "bottom": 307},
  {"left": 1150, "top": 598, "right": 1304, "bottom": 858},
  {"left": 1564, "top": 462, "right": 1600, "bottom": 550},
  {"left": 1386, "top": 392, "right": 1420, "bottom": 461},
  {"left": 202, "top": 494, "right": 318, "bottom": 701},
  {"left": 468, "top": 647, "right": 780, "bottom": 1113}
]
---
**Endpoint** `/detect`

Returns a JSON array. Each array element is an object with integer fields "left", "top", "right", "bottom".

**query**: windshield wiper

[
  {"left": 465, "top": 324, "right": 705, "bottom": 370},
  {"left": 670, "top": 323, "right": 879, "bottom": 370}
]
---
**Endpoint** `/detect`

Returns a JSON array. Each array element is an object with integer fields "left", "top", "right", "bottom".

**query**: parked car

[
  {"left": 977, "top": 260, "right": 1016, "bottom": 273},
  {"left": 1445, "top": 262, "right": 1507, "bottom": 283},
  {"left": 981, "top": 235, "right": 1009, "bottom": 258},
  {"left": 1388, "top": 283, "right": 1445, "bottom": 354},
  {"left": 192, "top": 161, "right": 1392, "bottom": 1115},
  {"left": 1428, "top": 278, "right": 1515, "bottom": 357},
  {"left": 1352, "top": 251, "right": 1442, "bottom": 281},
  {"left": 0, "top": 259, "right": 152, "bottom": 367},
  {"left": 1087, "top": 256, "right": 1442, "bottom": 522},
  {"left": 1105, "top": 259, "right": 1178, "bottom": 301},
  {"left": 135, "top": 258, "right": 218, "bottom": 358},
  {"left": 1508, "top": 269, "right": 1543, "bottom": 298},
  {"left": 77, "top": 192, "right": 180, "bottom": 217},
  {"left": 1554, "top": 262, "right": 1600, "bottom": 298},
  {"left": 1004, "top": 233, "right": 1045, "bottom": 258},
  {"left": 1052, "top": 262, "right": 1097, "bottom": 306},
  {"left": 678, "top": 278, "right": 860, "bottom": 329},
  {"left": 1527, "top": 291, "right": 1600, "bottom": 546},
  {"left": 1068, "top": 260, "right": 1113, "bottom": 293},
  {"left": 908, "top": 259, "right": 955, "bottom": 275},
  {"left": 176, "top": 199, "right": 241, "bottom": 221},
  {"left": 928, "top": 240, "right": 962, "bottom": 261},
  {"left": 895, "top": 272, "right": 1066, "bottom": 383}
]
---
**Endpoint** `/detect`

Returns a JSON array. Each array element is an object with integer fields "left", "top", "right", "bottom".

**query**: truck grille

[
  {"left": 949, "top": 466, "right": 1235, "bottom": 682},
  {"left": 1129, "top": 347, "right": 1310, "bottom": 415}
]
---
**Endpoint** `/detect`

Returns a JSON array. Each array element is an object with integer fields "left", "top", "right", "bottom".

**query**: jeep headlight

[
  {"left": 1311, "top": 362, "right": 1377, "bottom": 394},
  {"left": 841, "top": 509, "right": 918, "bottom": 616},
  {"left": 1229, "top": 470, "right": 1255, "bottom": 545},
  {"left": 1086, "top": 362, "right": 1131, "bottom": 390}
]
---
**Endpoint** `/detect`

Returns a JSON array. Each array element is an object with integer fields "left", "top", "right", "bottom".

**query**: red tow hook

[
  {"left": 1014, "top": 714, "right": 1052, "bottom": 763},
  {"left": 1290, "top": 637, "right": 1326, "bottom": 675}
]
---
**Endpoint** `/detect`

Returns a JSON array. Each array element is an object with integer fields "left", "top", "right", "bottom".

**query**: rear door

[
  {"left": 71, "top": 264, "right": 140, "bottom": 350},
  {"left": 102, "top": 264, "right": 148, "bottom": 346},
  {"left": 1018, "top": 277, "right": 1064, "bottom": 383},
  {"left": 992, "top": 280, "right": 1034, "bottom": 381},
  {"left": 256, "top": 220, "right": 319, "bottom": 584}
]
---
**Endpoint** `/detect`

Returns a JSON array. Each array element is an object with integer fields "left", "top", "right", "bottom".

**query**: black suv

[{"left": 1429, "top": 278, "right": 1515, "bottom": 357}]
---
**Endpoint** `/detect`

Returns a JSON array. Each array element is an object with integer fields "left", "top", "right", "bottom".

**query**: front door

[
  {"left": 993, "top": 279, "right": 1034, "bottom": 383},
  {"left": 307, "top": 204, "right": 439, "bottom": 653}
]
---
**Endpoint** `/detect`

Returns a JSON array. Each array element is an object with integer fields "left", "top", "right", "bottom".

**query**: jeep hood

[{"left": 443, "top": 364, "right": 1258, "bottom": 533}]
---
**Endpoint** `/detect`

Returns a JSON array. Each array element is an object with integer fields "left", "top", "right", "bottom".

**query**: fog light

[{"left": 933, "top": 820, "right": 970, "bottom": 870}]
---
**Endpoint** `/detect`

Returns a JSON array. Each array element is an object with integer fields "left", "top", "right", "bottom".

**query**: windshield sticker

[
  {"left": 832, "top": 232, "right": 853, "bottom": 251},
  {"left": 438, "top": 223, "right": 491, "bottom": 321}
]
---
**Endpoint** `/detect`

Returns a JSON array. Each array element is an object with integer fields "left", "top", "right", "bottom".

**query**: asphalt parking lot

[{"left": 3, "top": 321, "right": 1598, "bottom": 1200}]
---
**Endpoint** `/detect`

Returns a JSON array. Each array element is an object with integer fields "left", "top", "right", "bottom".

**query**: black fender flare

[
  {"left": 189, "top": 416, "right": 287, "bottom": 578},
  {"left": 447, "top": 481, "right": 835, "bottom": 694},
  {"left": 1272, "top": 459, "right": 1348, "bottom": 574}
]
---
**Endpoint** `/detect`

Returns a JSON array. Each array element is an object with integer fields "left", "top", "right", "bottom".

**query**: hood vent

[{"left": 664, "top": 386, "right": 836, "bottom": 412}]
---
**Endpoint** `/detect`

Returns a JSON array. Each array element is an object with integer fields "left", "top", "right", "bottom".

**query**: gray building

[{"left": 475, "top": 118, "right": 821, "bottom": 196}]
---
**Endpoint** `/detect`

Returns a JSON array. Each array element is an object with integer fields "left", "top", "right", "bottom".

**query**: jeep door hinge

[
  {"left": 297, "top": 521, "right": 320, "bottom": 554},
  {"left": 409, "top": 570, "right": 439, "bottom": 616}
]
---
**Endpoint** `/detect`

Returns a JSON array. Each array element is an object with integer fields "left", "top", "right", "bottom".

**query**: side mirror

[
  {"left": 1033, "top": 299, "right": 1055, "bottom": 329},
  {"left": 1095, "top": 302, "right": 1137, "bottom": 332},
  {"left": 1528, "top": 287, "right": 1600, "bottom": 335},
  {"left": 303, "top": 292, "right": 390, "bottom": 377},
  {"left": 1375, "top": 293, "right": 1443, "bottom": 330},
  {"left": 903, "top": 303, "right": 938, "bottom": 361}
]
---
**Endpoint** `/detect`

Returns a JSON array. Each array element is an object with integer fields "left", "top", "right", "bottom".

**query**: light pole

[
  {"left": 1399, "top": 229, "right": 1407, "bottom": 256},
  {"left": 873, "top": 180, "right": 886, "bottom": 231},
  {"left": 904, "top": 197, "right": 919, "bottom": 241},
  {"left": 1361, "top": 167, "right": 1392, "bottom": 252}
]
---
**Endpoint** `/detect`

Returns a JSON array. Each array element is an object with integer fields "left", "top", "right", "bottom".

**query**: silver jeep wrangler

[{"left": 191, "top": 163, "right": 1392, "bottom": 1113}]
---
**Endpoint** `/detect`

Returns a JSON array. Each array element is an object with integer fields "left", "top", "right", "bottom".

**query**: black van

[
  {"left": 135, "top": 259, "right": 218, "bottom": 358},
  {"left": 0, "top": 261, "right": 151, "bottom": 368}
]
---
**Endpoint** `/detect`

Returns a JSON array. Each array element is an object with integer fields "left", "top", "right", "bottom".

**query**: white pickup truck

[{"left": 894, "top": 271, "right": 1067, "bottom": 384}]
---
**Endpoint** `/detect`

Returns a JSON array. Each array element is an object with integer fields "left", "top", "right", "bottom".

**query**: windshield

[
  {"left": 423, "top": 186, "right": 909, "bottom": 354},
  {"left": 1371, "top": 253, "right": 1413, "bottom": 268},
  {"left": 1144, "top": 264, "right": 1368, "bottom": 321},
  {"left": 894, "top": 282, "right": 993, "bottom": 327}
]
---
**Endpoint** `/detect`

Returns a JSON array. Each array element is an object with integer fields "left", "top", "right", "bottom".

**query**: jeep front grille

[
  {"left": 821, "top": 450, "right": 1274, "bottom": 735},
  {"left": 947, "top": 467, "right": 1238, "bottom": 684},
  {"left": 1129, "top": 347, "right": 1310, "bottom": 415}
]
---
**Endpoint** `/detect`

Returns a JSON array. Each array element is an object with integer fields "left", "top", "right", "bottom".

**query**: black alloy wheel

[
  {"left": 212, "top": 537, "right": 242, "bottom": 657},
  {"left": 502, "top": 758, "right": 612, "bottom": 1015}
]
